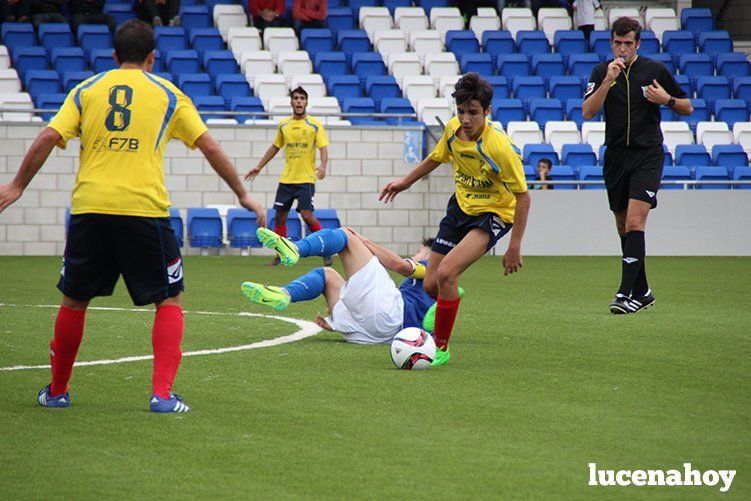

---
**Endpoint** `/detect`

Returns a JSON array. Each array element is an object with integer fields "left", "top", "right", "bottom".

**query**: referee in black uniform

[{"left": 582, "top": 17, "right": 693, "bottom": 314}]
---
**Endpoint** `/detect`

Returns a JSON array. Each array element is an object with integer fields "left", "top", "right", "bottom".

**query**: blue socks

[
  {"left": 295, "top": 228, "right": 348, "bottom": 258},
  {"left": 284, "top": 268, "right": 326, "bottom": 303}
]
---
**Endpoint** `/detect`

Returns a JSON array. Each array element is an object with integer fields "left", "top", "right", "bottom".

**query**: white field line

[{"left": 0, "top": 303, "right": 321, "bottom": 371}]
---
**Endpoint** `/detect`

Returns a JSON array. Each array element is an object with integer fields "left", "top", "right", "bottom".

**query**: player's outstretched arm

[
  {"left": 245, "top": 145, "right": 280, "bottom": 180},
  {"left": 195, "top": 132, "right": 267, "bottom": 227},
  {"left": 0, "top": 127, "right": 61, "bottom": 214},
  {"left": 379, "top": 157, "right": 441, "bottom": 203},
  {"left": 503, "top": 191, "right": 531, "bottom": 276}
]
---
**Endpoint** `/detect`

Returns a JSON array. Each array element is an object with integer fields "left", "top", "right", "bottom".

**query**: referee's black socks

[
  {"left": 619, "top": 234, "right": 650, "bottom": 297},
  {"left": 618, "top": 231, "right": 647, "bottom": 297}
]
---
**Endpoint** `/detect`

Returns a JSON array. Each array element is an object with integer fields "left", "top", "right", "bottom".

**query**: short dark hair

[
  {"left": 538, "top": 158, "right": 552, "bottom": 169},
  {"left": 290, "top": 86, "right": 308, "bottom": 99},
  {"left": 421, "top": 237, "right": 434, "bottom": 248},
  {"left": 114, "top": 19, "right": 155, "bottom": 65},
  {"left": 610, "top": 16, "right": 641, "bottom": 41},
  {"left": 452, "top": 72, "right": 493, "bottom": 109}
]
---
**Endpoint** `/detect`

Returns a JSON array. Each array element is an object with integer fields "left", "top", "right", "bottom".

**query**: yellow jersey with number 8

[{"left": 48, "top": 69, "right": 208, "bottom": 217}]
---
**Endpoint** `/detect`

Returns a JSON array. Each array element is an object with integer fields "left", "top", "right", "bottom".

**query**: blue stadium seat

[
  {"left": 662, "top": 144, "right": 673, "bottom": 166},
  {"left": 104, "top": 3, "right": 137, "bottom": 27},
  {"left": 365, "top": 75, "right": 400, "bottom": 107},
  {"left": 24, "top": 70, "right": 61, "bottom": 98},
  {"left": 699, "top": 31, "right": 733, "bottom": 60},
  {"left": 90, "top": 48, "right": 117, "bottom": 72},
  {"left": 523, "top": 164, "right": 536, "bottom": 179},
  {"left": 516, "top": 30, "right": 549, "bottom": 56},
  {"left": 63, "top": 70, "right": 93, "bottom": 92},
  {"left": 733, "top": 166, "right": 751, "bottom": 189},
  {"left": 189, "top": 28, "right": 224, "bottom": 55},
  {"left": 714, "top": 99, "right": 750, "bottom": 128},
  {"left": 679, "top": 53, "right": 714, "bottom": 88},
  {"left": 12, "top": 47, "right": 49, "bottom": 78},
  {"left": 549, "top": 76, "right": 581, "bottom": 103},
  {"left": 529, "top": 98, "right": 563, "bottom": 128},
  {"left": 681, "top": 99, "right": 709, "bottom": 131},
  {"left": 77, "top": 25, "right": 112, "bottom": 58},
  {"left": 650, "top": 52, "right": 675, "bottom": 75},
  {"left": 180, "top": 5, "right": 211, "bottom": 30},
  {"left": 314, "top": 52, "right": 349, "bottom": 84},
  {"left": 716, "top": 53, "right": 751, "bottom": 84},
  {"left": 531, "top": 53, "right": 564, "bottom": 87},
  {"left": 1, "top": 23, "right": 37, "bottom": 52},
  {"left": 589, "top": 31, "right": 611, "bottom": 60},
  {"left": 523, "top": 144, "right": 558, "bottom": 167},
  {"left": 383, "top": 0, "right": 412, "bottom": 14},
  {"left": 327, "top": 8, "right": 355, "bottom": 36},
  {"left": 51, "top": 47, "right": 87, "bottom": 74},
  {"left": 152, "top": 50, "right": 164, "bottom": 72},
  {"left": 302, "top": 29, "right": 334, "bottom": 57},
  {"left": 179, "top": 73, "right": 213, "bottom": 101},
  {"left": 553, "top": 30, "right": 586, "bottom": 66},
  {"left": 416, "top": 0, "right": 450, "bottom": 15},
  {"left": 694, "top": 166, "right": 730, "bottom": 189},
  {"left": 482, "top": 30, "right": 515, "bottom": 58},
  {"left": 337, "top": 30, "right": 371, "bottom": 64},
  {"left": 712, "top": 144, "right": 748, "bottom": 167},
  {"left": 446, "top": 30, "right": 480, "bottom": 59},
  {"left": 216, "top": 74, "right": 251, "bottom": 106},
  {"left": 231, "top": 96, "right": 265, "bottom": 121},
  {"left": 155, "top": 27, "right": 187, "bottom": 52},
  {"left": 568, "top": 53, "right": 599, "bottom": 80},
  {"left": 203, "top": 50, "right": 238, "bottom": 81},
  {"left": 492, "top": 98, "right": 525, "bottom": 126},
  {"left": 380, "top": 98, "right": 415, "bottom": 125},
  {"left": 486, "top": 76, "right": 509, "bottom": 99},
  {"left": 327, "top": 74, "right": 361, "bottom": 101},
  {"left": 638, "top": 30, "right": 660, "bottom": 55},
  {"left": 342, "top": 97, "right": 376, "bottom": 124},
  {"left": 660, "top": 106, "right": 676, "bottom": 122},
  {"left": 35, "top": 93, "right": 66, "bottom": 120},
  {"left": 661, "top": 166, "right": 692, "bottom": 190},
  {"left": 696, "top": 76, "right": 731, "bottom": 114},
  {"left": 166, "top": 50, "right": 200, "bottom": 77},
  {"left": 169, "top": 207, "right": 184, "bottom": 248},
  {"left": 460, "top": 53, "right": 494, "bottom": 76},
  {"left": 550, "top": 165, "right": 577, "bottom": 190},
  {"left": 562, "top": 144, "right": 596, "bottom": 167},
  {"left": 38, "top": 23, "right": 74, "bottom": 52},
  {"left": 194, "top": 95, "right": 227, "bottom": 120},
  {"left": 675, "top": 144, "right": 711, "bottom": 167},
  {"left": 512, "top": 76, "right": 545, "bottom": 111},
  {"left": 496, "top": 54, "right": 530, "bottom": 79},
  {"left": 577, "top": 165, "right": 603, "bottom": 189},
  {"left": 312, "top": 208, "right": 341, "bottom": 231},
  {"left": 226, "top": 208, "right": 261, "bottom": 248},
  {"left": 267, "top": 208, "right": 303, "bottom": 240},
  {"left": 351, "top": 52, "right": 386, "bottom": 88},
  {"left": 187, "top": 208, "right": 223, "bottom": 247},
  {"left": 733, "top": 76, "right": 751, "bottom": 106},
  {"left": 153, "top": 72, "right": 172, "bottom": 82},
  {"left": 565, "top": 98, "right": 591, "bottom": 127},
  {"left": 681, "top": 8, "right": 714, "bottom": 34},
  {"left": 674, "top": 74, "right": 692, "bottom": 99},
  {"left": 662, "top": 31, "right": 697, "bottom": 66},
  {"left": 598, "top": 144, "right": 607, "bottom": 165},
  {"left": 348, "top": 0, "right": 378, "bottom": 18}
]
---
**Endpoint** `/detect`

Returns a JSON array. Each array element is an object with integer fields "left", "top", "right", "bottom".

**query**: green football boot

[
  {"left": 422, "top": 286, "right": 465, "bottom": 332},
  {"left": 256, "top": 227, "right": 300, "bottom": 266},
  {"left": 431, "top": 346, "right": 451, "bottom": 367},
  {"left": 241, "top": 282, "right": 291, "bottom": 311}
]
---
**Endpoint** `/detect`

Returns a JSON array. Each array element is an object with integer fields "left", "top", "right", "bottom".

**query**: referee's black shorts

[
  {"left": 603, "top": 145, "right": 664, "bottom": 212},
  {"left": 58, "top": 214, "right": 184, "bottom": 306}
]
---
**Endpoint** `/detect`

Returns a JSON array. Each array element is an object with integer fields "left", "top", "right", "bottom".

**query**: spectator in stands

[
  {"left": 291, "top": 0, "right": 326, "bottom": 35},
  {"left": 572, "top": 0, "right": 601, "bottom": 42},
  {"left": 136, "top": 0, "right": 181, "bottom": 27},
  {"left": 30, "top": 0, "right": 66, "bottom": 28},
  {"left": 452, "top": 0, "right": 497, "bottom": 23},
  {"left": 0, "top": 0, "right": 32, "bottom": 23},
  {"left": 249, "top": 0, "right": 286, "bottom": 32},
  {"left": 69, "top": 0, "right": 118, "bottom": 34},
  {"left": 536, "top": 158, "right": 553, "bottom": 190}
]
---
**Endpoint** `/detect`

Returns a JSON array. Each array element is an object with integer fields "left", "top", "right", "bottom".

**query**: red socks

[
  {"left": 49, "top": 306, "right": 86, "bottom": 396},
  {"left": 308, "top": 220, "right": 323, "bottom": 233},
  {"left": 151, "top": 305, "right": 184, "bottom": 399},
  {"left": 433, "top": 296, "right": 461, "bottom": 350},
  {"left": 275, "top": 224, "right": 287, "bottom": 237}
]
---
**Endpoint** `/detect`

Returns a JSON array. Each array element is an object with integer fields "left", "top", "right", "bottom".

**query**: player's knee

[
  {"left": 436, "top": 263, "right": 459, "bottom": 290},
  {"left": 625, "top": 216, "right": 646, "bottom": 232},
  {"left": 423, "top": 279, "right": 438, "bottom": 298}
]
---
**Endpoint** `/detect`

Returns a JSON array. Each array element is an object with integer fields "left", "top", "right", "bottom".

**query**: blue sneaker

[
  {"left": 150, "top": 393, "right": 191, "bottom": 413},
  {"left": 37, "top": 385, "right": 70, "bottom": 408}
]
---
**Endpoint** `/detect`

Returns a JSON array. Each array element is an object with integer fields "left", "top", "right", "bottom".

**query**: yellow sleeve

[
  {"left": 428, "top": 125, "right": 452, "bottom": 164},
  {"left": 47, "top": 91, "right": 81, "bottom": 149},
  {"left": 315, "top": 121, "right": 329, "bottom": 148},
  {"left": 495, "top": 135, "right": 528, "bottom": 193},
  {"left": 273, "top": 121, "right": 285, "bottom": 148},
  {"left": 169, "top": 93, "right": 208, "bottom": 149}
]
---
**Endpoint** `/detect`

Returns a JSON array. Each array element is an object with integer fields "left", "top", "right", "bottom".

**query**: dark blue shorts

[
  {"left": 274, "top": 182, "right": 315, "bottom": 212},
  {"left": 58, "top": 214, "right": 184, "bottom": 306},
  {"left": 431, "top": 195, "right": 513, "bottom": 255}
]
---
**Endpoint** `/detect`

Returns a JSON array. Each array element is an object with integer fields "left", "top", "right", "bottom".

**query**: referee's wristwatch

[{"left": 667, "top": 97, "right": 676, "bottom": 109}]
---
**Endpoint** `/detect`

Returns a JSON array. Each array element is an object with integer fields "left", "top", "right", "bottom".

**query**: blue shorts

[
  {"left": 431, "top": 195, "right": 513, "bottom": 255},
  {"left": 274, "top": 182, "right": 315, "bottom": 212}
]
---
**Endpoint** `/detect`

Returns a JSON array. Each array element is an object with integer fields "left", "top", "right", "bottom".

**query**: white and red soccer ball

[{"left": 389, "top": 327, "right": 436, "bottom": 370}]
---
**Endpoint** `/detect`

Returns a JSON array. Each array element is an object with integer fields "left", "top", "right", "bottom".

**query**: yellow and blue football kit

[{"left": 273, "top": 115, "right": 329, "bottom": 185}]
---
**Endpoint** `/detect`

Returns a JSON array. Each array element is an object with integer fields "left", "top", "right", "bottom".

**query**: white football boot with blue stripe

[
  {"left": 150, "top": 393, "right": 191, "bottom": 413},
  {"left": 37, "top": 385, "right": 71, "bottom": 408}
]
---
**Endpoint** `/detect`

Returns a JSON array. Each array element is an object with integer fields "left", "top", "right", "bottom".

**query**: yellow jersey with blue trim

[
  {"left": 273, "top": 115, "right": 329, "bottom": 184},
  {"left": 47, "top": 69, "right": 208, "bottom": 217},
  {"left": 429, "top": 117, "right": 527, "bottom": 223}
]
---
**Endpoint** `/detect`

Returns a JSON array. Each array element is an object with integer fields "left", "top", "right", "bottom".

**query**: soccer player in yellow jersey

[
  {"left": 0, "top": 20, "right": 266, "bottom": 413},
  {"left": 244, "top": 86, "right": 330, "bottom": 265},
  {"left": 380, "top": 73, "right": 531, "bottom": 366}
]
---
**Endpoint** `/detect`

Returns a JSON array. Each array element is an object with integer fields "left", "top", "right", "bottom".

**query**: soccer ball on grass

[{"left": 389, "top": 327, "right": 436, "bottom": 370}]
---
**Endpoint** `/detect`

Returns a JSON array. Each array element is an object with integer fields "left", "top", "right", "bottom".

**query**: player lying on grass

[{"left": 241, "top": 227, "right": 457, "bottom": 347}]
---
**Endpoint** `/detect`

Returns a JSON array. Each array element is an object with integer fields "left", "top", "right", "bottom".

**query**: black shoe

[
  {"left": 323, "top": 256, "right": 333, "bottom": 266},
  {"left": 629, "top": 290, "right": 656, "bottom": 313},
  {"left": 609, "top": 293, "right": 634, "bottom": 314}
]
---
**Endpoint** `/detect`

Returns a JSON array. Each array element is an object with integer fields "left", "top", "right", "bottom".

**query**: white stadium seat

[
  {"left": 388, "top": 53, "right": 422, "bottom": 86},
  {"left": 733, "top": 122, "right": 751, "bottom": 153},
  {"left": 320, "top": 117, "right": 351, "bottom": 126},
  {"left": 409, "top": 30, "right": 443, "bottom": 65},
  {"left": 469, "top": 8, "right": 501, "bottom": 41},
  {"left": 430, "top": 8, "right": 465, "bottom": 41},
  {"left": 252, "top": 74, "right": 288, "bottom": 107},
  {"left": 228, "top": 27, "right": 262, "bottom": 61},
  {"left": 241, "top": 51, "right": 275, "bottom": 76},
  {"left": 263, "top": 28, "right": 299, "bottom": 63},
  {"left": 545, "top": 121, "right": 581, "bottom": 151},
  {"left": 0, "top": 69, "right": 21, "bottom": 93},
  {"left": 213, "top": 5, "right": 248, "bottom": 40},
  {"left": 401, "top": 75, "right": 436, "bottom": 106},
  {"left": 581, "top": 122, "right": 606, "bottom": 151},
  {"left": 504, "top": 16, "right": 537, "bottom": 39},
  {"left": 608, "top": 8, "right": 642, "bottom": 27},
  {"left": 0, "top": 92, "right": 35, "bottom": 121},
  {"left": 374, "top": 30, "right": 407, "bottom": 59},
  {"left": 506, "top": 121, "right": 543, "bottom": 148},
  {"left": 696, "top": 121, "right": 733, "bottom": 152},
  {"left": 394, "top": 7, "right": 429, "bottom": 38},
  {"left": 308, "top": 97, "right": 341, "bottom": 116},
  {"left": 537, "top": 8, "right": 572, "bottom": 44},
  {"left": 645, "top": 8, "right": 680, "bottom": 43},
  {"left": 417, "top": 97, "right": 453, "bottom": 126},
  {"left": 0, "top": 46, "right": 10, "bottom": 69},
  {"left": 206, "top": 118, "right": 238, "bottom": 125},
  {"left": 439, "top": 74, "right": 461, "bottom": 98},
  {"left": 660, "top": 121, "right": 694, "bottom": 153},
  {"left": 424, "top": 52, "right": 459, "bottom": 86},
  {"left": 360, "top": 7, "right": 393, "bottom": 41},
  {"left": 267, "top": 96, "right": 293, "bottom": 117},
  {"left": 501, "top": 8, "right": 534, "bottom": 27},
  {"left": 289, "top": 74, "right": 326, "bottom": 98},
  {"left": 277, "top": 51, "right": 312, "bottom": 83}
]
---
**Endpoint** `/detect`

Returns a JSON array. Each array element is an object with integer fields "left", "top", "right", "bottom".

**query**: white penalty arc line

[{"left": 0, "top": 303, "right": 322, "bottom": 372}]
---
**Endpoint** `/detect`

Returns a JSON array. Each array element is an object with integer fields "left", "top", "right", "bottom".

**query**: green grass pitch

[{"left": 0, "top": 256, "right": 749, "bottom": 499}]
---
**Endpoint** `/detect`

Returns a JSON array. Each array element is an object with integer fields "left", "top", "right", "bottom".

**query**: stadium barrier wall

[{"left": 0, "top": 123, "right": 749, "bottom": 257}]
